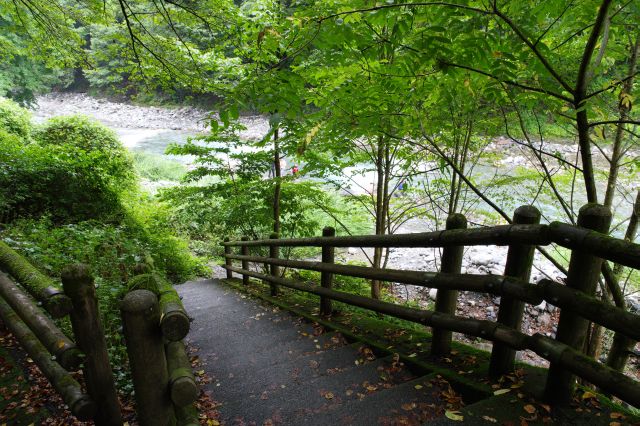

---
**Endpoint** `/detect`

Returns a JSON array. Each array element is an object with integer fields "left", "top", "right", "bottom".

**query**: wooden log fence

[
  {"left": 121, "top": 290, "right": 175, "bottom": 426},
  {"left": 62, "top": 265, "right": 122, "bottom": 426},
  {"left": 0, "top": 272, "right": 81, "bottom": 370},
  {"left": 222, "top": 203, "right": 640, "bottom": 408},
  {"left": 0, "top": 248, "right": 198, "bottom": 423},
  {"left": 0, "top": 240, "right": 72, "bottom": 317},
  {"left": 0, "top": 297, "right": 96, "bottom": 420}
]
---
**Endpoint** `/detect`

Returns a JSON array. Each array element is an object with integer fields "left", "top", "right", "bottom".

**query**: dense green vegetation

[
  {"left": 0, "top": 0, "right": 639, "bottom": 397},
  {"left": 0, "top": 98, "right": 205, "bottom": 394}
]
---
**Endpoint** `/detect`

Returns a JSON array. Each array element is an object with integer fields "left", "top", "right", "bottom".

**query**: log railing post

[
  {"left": 320, "top": 227, "right": 335, "bottom": 316},
  {"left": 61, "top": 264, "right": 122, "bottom": 426},
  {"left": 241, "top": 236, "right": 249, "bottom": 286},
  {"left": 431, "top": 214, "right": 467, "bottom": 356},
  {"left": 224, "top": 238, "right": 233, "bottom": 279},
  {"left": 121, "top": 290, "right": 175, "bottom": 426},
  {"left": 489, "top": 206, "right": 540, "bottom": 377},
  {"left": 544, "top": 203, "right": 611, "bottom": 404},
  {"left": 269, "top": 233, "right": 280, "bottom": 296}
]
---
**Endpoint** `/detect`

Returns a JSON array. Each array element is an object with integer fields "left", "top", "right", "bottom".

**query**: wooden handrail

[
  {"left": 224, "top": 222, "right": 640, "bottom": 267},
  {"left": 224, "top": 224, "right": 551, "bottom": 248},
  {"left": 226, "top": 254, "right": 543, "bottom": 304},
  {"left": 225, "top": 254, "right": 640, "bottom": 341}
]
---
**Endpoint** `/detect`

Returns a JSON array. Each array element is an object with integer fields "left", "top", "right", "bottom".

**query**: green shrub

[
  {"left": 0, "top": 130, "right": 124, "bottom": 222},
  {"left": 0, "top": 115, "right": 138, "bottom": 222},
  {"left": 0, "top": 97, "right": 31, "bottom": 139},
  {"left": 34, "top": 115, "right": 135, "bottom": 187}
]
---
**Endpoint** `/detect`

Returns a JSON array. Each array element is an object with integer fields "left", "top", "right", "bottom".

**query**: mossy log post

[
  {"left": 320, "top": 227, "right": 335, "bottom": 316},
  {"left": 166, "top": 340, "right": 198, "bottom": 407},
  {"left": 269, "top": 233, "right": 280, "bottom": 296},
  {"left": 0, "top": 240, "right": 72, "bottom": 318},
  {"left": 241, "top": 237, "right": 250, "bottom": 286},
  {"left": 0, "top": 297, "right": 96, "bottom": 420},
  {"left": 224, "top": 238, "right": 233, "bottom": 279},
  {"left": 490, "top": 206, "right": 540, "bottom": 377},
  {"left": 0, "top": 272, "right": 81, "bottom": 370},
  {"left": 431, "top": 214, "right": 467, "bottom": 356},
  {"left": 61, "top": 264, "right": 122, "bottom": 426},
  {"left": 121, "top": 290, "right": 175, "bottom": 426},
  {"left": 175, "top": 404, "right": 199, "bottom": 426},
  {"left": 128, "top": 273, "right": 190, "bottom": 341},
  {"left": 544, "top": 204, "right": 612, "bottom": 405}
]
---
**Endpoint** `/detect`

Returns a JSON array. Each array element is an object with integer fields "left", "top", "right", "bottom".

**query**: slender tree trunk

[
  {"left": 604, "top": 34, "right": 639, "bottom": 207},
  {"left": 273, "top": 127, "right": 281, "bottom": 235},
  {"left": 372, "top": 135, "right": 386, "bottom": 299},
  {"left": 574, "top": 0, "right": 613, "bottom": 204},
  {"left": 606, "top": 190, "right": 640, "bottom": 371},
  {"left": 586, "top": 33, "right": 638, "bottom": 365}
]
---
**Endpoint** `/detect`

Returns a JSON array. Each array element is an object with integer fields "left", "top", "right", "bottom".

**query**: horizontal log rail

[
  {"left": 226, "top": 255, "right": 640, "bottom": 341},
  {"left": 222, "top": 264, "right": 640, "bottom": 407},
  {"left": 226, "top": 254, "right": 543, "bottom": 304},
  {"left": 225, "top": 224, "right": 551, "bottom": 248},
  {"left": 225, "top": 222, "right": 640, "bottom": 269}
]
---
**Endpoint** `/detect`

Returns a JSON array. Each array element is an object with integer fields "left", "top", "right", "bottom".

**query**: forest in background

[{"left": 1, "top": 0, "right": 640, "bottom": 410}]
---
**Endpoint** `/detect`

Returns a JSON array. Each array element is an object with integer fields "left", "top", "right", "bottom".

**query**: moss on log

[
  {"left": 0, "top": 272, "right": 81, "bottom": 370},
  {"left": 175, "top": 404, "right": 199, "bottom": 426},
  {"left": 120, "top": 290, "right": 175, "bottom": 426},
  {"left": 0, "top": 297, "right": 96, "bottom": 420},
  {"left": 128, "top": 273, "right": 190, "bottom": 341},
  {"left": 166, "top": 341, "right": 198, "bottom": 407},
  {"left": 0, "top": 240, "right": 72, "bottom": 318}
]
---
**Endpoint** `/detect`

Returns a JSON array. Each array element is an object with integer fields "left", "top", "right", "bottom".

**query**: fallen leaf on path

[
  {"left": 524, "top": 405, "right": 536, "bottom": 414},
  {"left": 494, "top": 389, "right": 510, "bottom": 395},
  {"left": 445, "top": 410, "right": 464, "bottom": 421}
]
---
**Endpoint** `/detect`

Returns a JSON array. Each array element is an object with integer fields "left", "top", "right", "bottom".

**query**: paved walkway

[{"left": 178, "top": 279, "right": 458, "bottom": 425}]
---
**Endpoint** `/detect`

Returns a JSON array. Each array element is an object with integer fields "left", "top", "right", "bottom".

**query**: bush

[
  {"left": 0, "top": 97, "right": 31, "bottom": 139},
  {"left": 0, "top": 130, "right": 125, "bottom": 222},
  {"left": 34, "top": 115, "right": 135, "bottom": 186},
  {"left": 0, "top": 115, "right": 138, "bottom": 222}
]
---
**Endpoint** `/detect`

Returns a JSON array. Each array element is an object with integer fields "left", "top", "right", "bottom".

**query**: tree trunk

[
  {"left": 372, "top": 135, "right": 386, "bottom": 299},
  {"left": 587, "top": 33, "right": 639, "bottom": 367},
  {"left": 606, "top": 190, "right": 640, "bottom": 371},
  {"left": 273, "top": 127, "right": 281, "bottom": 235}
]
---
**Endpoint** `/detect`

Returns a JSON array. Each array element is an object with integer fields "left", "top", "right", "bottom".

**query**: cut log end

[
  {"left": 120, "top": 290, "right": 158, "bottom": 313},
  {"left": 44, "top": 293, "right": 73, "bottom": 319},
  {"left": 170, "top": 376, "right": 198, "bottom": 407},
  {"left": 58, "top": 347, "right": 83, "bottom": 371},
  {"left": 71, "top": 394, "right": 98, "bottom": 421},
  {"left": 161, "top": 309, "right": 190, "bottom": 341}
]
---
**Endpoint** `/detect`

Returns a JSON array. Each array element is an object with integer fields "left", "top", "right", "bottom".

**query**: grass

[{"left": 132, "top": 151, "right": 187, "bottom": 182}]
